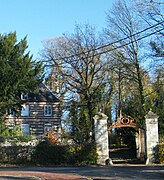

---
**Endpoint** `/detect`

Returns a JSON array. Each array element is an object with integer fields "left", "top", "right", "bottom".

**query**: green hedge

[
  {"left": 32, "top": 142, "right": 97, "bottom": 165},
  {"left": 32, "top": 142, "right": 70, "bottom": 165},
  {"left": 158, "top": 143, "right": 164, "bottom": 164},
  {"left": 67, "top": 143, "right": 97, "bottom": 165}
]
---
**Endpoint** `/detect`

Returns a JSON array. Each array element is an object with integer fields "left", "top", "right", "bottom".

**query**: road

[{"left": 0, "top": 165, "right": 163, "bottom": 179}]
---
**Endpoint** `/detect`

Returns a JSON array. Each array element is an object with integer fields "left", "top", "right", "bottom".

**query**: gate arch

[{"left": 110, "top": 115, "right": 137, "bottom": 129}]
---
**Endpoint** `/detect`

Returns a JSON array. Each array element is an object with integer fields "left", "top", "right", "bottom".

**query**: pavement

[
  {"left": 0, "top": 171, "right": 85, "bottom": 180},
  {"left": 0, "top": 164, "right": 164, "bottom": 180}
]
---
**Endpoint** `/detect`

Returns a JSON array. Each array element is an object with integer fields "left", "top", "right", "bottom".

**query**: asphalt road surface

[{"left": 0, "top": 165, "right": 163, "bottom": 179}]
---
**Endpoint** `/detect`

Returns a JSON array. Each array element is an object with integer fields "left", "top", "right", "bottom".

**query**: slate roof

[{"left": 28, "top": 83, "right": 60, "bottom": 102}]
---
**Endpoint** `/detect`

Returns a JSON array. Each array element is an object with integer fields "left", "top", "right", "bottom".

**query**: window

[
  {"left": 44, "top": 105, "right": 52, "bottom": 116},
  {"left": 21, "top": 104, "right": 29, "bottom": 116},
  {"left": 44, "top": 123, "right": 52, "bottom": 132},
  {"left": 21, "top": 124, "right": 30, "bottom": 135}
]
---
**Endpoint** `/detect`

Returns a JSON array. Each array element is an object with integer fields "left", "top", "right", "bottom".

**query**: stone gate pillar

[
  {"left": 145, "top": 110, "right": 159, "bottom": 164},
  {"left": 93, "top": 113, "right": 109, "bottom": 165},
  {"left": 136, "top": 128, "right": 145, "bottom": 161}
]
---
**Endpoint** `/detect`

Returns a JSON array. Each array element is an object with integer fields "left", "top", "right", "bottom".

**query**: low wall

[
  {"left": 0, "top": 145, "right": 34, "bottom": 164},
  {"left": 0, "top": 142, "right": 97, "bottom": 165}
]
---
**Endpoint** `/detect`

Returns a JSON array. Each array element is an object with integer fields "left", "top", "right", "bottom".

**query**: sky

[{"left": 0, "top": 0, "right": 114, "bottom": 59}]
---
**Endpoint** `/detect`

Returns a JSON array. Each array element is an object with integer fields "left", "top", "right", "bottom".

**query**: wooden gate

[{"left": 109, "top": 115, "right": 145, "bottom": 163}]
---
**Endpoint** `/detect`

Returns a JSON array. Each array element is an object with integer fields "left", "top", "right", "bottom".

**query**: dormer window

[
  {"left": 44, "top": 105, "right": 52, "bottom": 116},
  {"left": 21, "top": 93, "right": 28, "bottom": 100}
]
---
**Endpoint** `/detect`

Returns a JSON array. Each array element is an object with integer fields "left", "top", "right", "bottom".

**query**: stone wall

[{"left": 0, "top": 145, "right": 34, "bottom": 164}]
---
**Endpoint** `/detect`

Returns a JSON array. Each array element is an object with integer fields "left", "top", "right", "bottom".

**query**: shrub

[
  {"left": 32, "top": 141, "right": 97, "bottom": 165},
  {"left": 32, "top": 141, "right": 70, "bottom": 165},
  {"left": 158, "top": 143, "right": 164, "bottom": 164},
  {"left": 0, "top": 136, "right": 5, "bottom": 143},
  {"left": 70, "top": 143, "right": 97, "bottom": 165}
]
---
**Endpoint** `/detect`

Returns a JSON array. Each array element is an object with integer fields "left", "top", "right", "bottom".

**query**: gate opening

[{"left": 108, "top": 116, "right": 144, "bottom": 164}]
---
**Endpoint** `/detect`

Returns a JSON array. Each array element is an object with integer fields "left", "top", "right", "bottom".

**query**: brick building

[{"left": 5, "top": 83, "right": 61, "bottom": 136}]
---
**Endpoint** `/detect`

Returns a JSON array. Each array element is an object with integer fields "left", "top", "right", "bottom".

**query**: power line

[
  {"left": 95, "top": 27, "right": 164, "bottom": 57},
  {"left": 43, "top": 20, "right": 164, "bottom": 65},
  {"left": 93, "top": 20, "right": 164, "bottom": 51}
]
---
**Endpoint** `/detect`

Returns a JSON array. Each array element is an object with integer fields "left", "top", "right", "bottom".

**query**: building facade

[{"left": 5, "top": 83, "right": 61, "bottom": 137}]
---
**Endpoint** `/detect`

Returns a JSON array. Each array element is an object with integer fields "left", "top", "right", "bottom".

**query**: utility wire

[
  {"left": 94, "top": 27, "right": 164, "bottom": 57},
  {"left": 45, "top": 27, "right": 164, "bottom": 66},
  {"left": 43, "top": 20, "right": 164, "bottom": 64},
  {"left": 89, "top": 20, "right": 164, "bottom": 51}
]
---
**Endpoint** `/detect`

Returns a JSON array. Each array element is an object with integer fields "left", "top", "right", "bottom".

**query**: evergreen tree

[{"left": 0, "top": 32, "right": 43, "bottom": 117}]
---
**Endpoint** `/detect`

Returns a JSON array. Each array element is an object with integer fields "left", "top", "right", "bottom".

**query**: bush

[
  {"left": 0, "top": 136, "right": 5, "bottom": 143},
  {"left": 32, "top": 141, "right": 97, "bottom": 165},
  {"left": 69, "top": 143, "right": 97, "bottom": 165},
  {"left": 158, "top": 143, "right": 164, "bottom": 164},
  {"left": 32, "top": 141, "right": 70, "bottom": 165}
]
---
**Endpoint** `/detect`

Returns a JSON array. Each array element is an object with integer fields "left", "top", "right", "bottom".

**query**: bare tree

[
  {"left": 41, "top": 37, "right": 67, "bottom": 98},
  {"left": 41, "top": 24, "right": 108, "bottom": 142},
  {"left": 135, "top": 0, "right": 164, "bottom": 67},
  {"left": 104, "top": 0, "right": 148, "bottom": 123},
  {"left": 135, "top": 0, "right": 164, "bottom": 134}
]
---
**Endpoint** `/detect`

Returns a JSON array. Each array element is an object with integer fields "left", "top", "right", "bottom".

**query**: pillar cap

[
  {"left": 93, "top": 112, "right": 108, "bottom": 120},
  {"left": 145, "top": 109, "right": 159, "bottom": 119}
]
